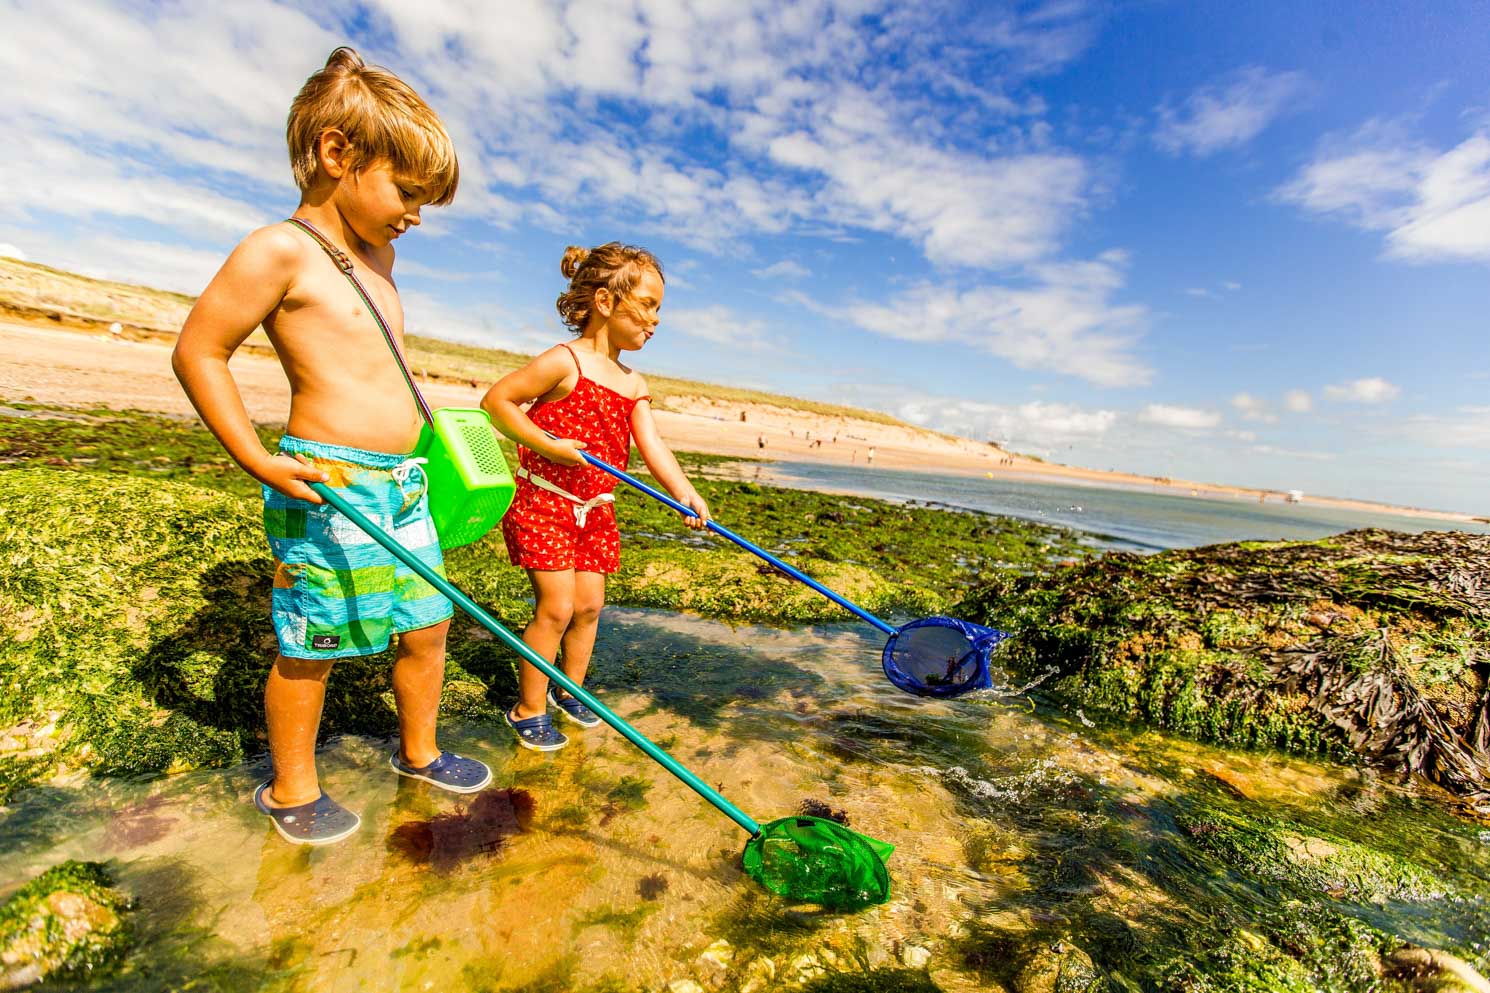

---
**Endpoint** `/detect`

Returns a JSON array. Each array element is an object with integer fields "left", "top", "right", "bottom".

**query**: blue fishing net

[{"left": 881, "top": 616, "right": 1011, "bottom": 698}]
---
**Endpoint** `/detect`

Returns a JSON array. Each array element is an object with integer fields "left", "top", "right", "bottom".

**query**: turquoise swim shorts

[{"left": 263, "top": 436, "right": 453, "bottom": 660}]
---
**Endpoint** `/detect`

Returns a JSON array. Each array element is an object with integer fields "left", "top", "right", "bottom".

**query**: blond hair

[
  {"left": 556, "top": 243, "right": 664, "bottom": 333},
  {"left": 287, "top": 47, "right": 458, "bottom": 205}
]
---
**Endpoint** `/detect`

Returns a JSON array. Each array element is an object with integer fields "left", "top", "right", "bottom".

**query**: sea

[{"left": 731, "top": 460, "right": 1490, "bottom": 552}]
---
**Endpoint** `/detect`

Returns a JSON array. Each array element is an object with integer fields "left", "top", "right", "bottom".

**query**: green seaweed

[{"left": 0, "top": 860, "right": 133, "bottom": 986}]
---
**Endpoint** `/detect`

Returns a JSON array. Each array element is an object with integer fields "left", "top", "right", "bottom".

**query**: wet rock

[
  {"left": 958, "top": 528, "right": 1490, "bottom": 811},
  {"left": 1013, "top": 939, "right": 1102, "bottom": 993},
  {"left": 694, "top": 939, "right": 733, "bottom": 990},
  {"left": 899, "top": 943, "right": 931, "bottom": 968},
  {"left": 0, "top": 861, "right": 132, "bottom": 989},
  {"left": 1387, "top": 945, "right": 1490, "bottom": 993},
  {"left": 737, "top": 955, "right": 775, "bottom": 993},
  {"left": 791, "top": 952, "right": 826, "bottom": 981},
  {"left": 666, "top": 980, "right": 705, "bottom": 993}
]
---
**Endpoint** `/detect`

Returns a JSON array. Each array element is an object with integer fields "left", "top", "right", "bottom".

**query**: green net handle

[{"left": 308, "top": 482, "right": 760, "bottom": 837}]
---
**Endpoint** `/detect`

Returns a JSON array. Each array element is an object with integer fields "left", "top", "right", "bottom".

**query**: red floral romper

[{"left": 501, "top": 344, "right": 647, "bottom": 574}]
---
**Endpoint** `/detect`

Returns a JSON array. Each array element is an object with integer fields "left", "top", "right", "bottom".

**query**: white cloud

[
  {"left": 1283, "top": 389, "right": 1313, "bottom": 413},
  {"left": 0, "top": 228, "right": 227, "bottom": 295},
  {"left": 752, "top": 260, "right": 811, "bottom": 280},
  {"left": 1222, "top": 280, "right": 1242, "bottom": 291},
  {"left": 839, "top": 251, "right": 1151, "bottom": 387},
  {"left": 0, "top": 0, "right": 1108, "bottom": 280},
  {"left": 1230, "top": 392, "right": 1278, "bottom": 423},
  {"left": 0, "top": 243, "right": 25, "bottom": 261},
  {"left": 1324, "top": 377, "right": 1400, "bottom": 404},
  {"left": 1400, "top": 406, "right": 1490, "bottom": 449},
  {"left": 1279, "top": 123, "right": 1490, "bottom": 264},
  {"left": 889, "top": 394, "right": 1117, "bottom": 452},
  {"left": 1138, "top": 404, "right": 1221, "bottom": 430},
  {"left": 1250, "top": 444, "right": 1336, "bottom": 461},
  {"left": 1155, "top": 66, "right": 1308, "bottom": 157},
  {"left": 663, "top": 305, "right": 787, "bottom": 354}
]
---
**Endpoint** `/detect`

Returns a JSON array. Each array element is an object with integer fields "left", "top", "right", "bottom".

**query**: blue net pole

[{"left": 580, "top": 452, "right": 898, "bottom": 636}]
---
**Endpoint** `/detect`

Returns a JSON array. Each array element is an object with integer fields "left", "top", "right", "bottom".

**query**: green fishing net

[{"left": 741, "top": 815, "right": 895, "bottom": 908}]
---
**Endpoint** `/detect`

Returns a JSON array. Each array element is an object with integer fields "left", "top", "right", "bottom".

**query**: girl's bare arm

[
  {"left": 631, "top": 397, "right": 710, "bottom": 529},
  {"left": 479, "top": 347, "right": 587, "bottom": 465}
]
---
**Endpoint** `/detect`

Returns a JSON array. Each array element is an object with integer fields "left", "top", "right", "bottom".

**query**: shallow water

[
  {"left": 729, "top": 461, "right": 1490, "bottom": 552},
  {"left": 3, "top": 608, "right": 1487, "bottom": 992}
]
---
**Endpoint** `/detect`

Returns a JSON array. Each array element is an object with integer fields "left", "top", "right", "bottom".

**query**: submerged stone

[{"left": 0, "top": 860, "right": 132, "bottom": 989}]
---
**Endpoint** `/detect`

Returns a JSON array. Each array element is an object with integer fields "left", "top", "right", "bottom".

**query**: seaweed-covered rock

[
  {"left": 0, "top": 860, "right": 132, "bottom": 988},
  {"left": 959, "top": 529, "right": 1490, "bottom": 813},
  {"left": 0, "top": 469, "right": 529, "bottom": 798}
]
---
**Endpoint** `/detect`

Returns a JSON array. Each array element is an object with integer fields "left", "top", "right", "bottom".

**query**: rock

[
  {"left": 666, "top": 980, "right": 705, "bottom": 993},
  {"left": 0, "top": 861, "right": 132, "bottom": 989},
  {"left": 790, "top": 952, "right": 825, "bottom": 981},
  {"left": 1387, "top": 945, "right": 1490, "bottom": 993},
  {"left": 694, "top": 940, "right": 733, "bottom": 990},
  {"left": 737, "top": 957, "right": 776, "bottom": 993},
  {"left": 1013, "top": 940, "right": 1102, "bottom": 993},
  {"left": 899, "top": 943, "right": 932, "bottom": 968}
]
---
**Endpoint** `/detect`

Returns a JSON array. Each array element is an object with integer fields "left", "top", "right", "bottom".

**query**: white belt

[{"left": 517, "top": 466, "right": 615, "bottom": 527}]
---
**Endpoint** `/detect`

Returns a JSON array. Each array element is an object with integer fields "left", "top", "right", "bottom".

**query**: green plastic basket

[{"left": 414, "top": 407, "right": 515, "bottom": 549}]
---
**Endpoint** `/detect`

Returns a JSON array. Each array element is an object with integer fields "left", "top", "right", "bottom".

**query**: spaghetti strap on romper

[{"left": 501, "top": 344, "right": 648, "bottom": 574}]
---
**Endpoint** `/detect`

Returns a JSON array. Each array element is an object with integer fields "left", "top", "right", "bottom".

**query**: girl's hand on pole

[
  {"left": 257, "top": 453, "right": 331, "bottom": 503},
  {"left": 544, "top": 437, "right": 588, "bottom": 466},
  {"left": 680, "top": 490, "right": 711, "bottom": 530}
]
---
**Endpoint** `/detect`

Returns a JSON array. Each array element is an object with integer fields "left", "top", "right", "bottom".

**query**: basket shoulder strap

[{"left": 284, "top": 217, "right": 433, "bottom": 424}]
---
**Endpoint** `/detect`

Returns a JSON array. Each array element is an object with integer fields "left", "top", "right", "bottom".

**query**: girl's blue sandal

[
  {"left": 390, "top": 750, "right": 493, "bottom": 793},
  {"left": 506, "top": 709, "right": 568, "bottom": 752},
  {"left": 548, "top": 687, "right": 602, "bottom": 728},
  {"left": 253, "top": 782, "right": 361, "bottom": 846}
]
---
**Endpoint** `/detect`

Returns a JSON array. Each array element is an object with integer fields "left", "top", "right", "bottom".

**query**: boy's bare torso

[{"left": 269, "top": 223, "right": 423, "bottom": 454}]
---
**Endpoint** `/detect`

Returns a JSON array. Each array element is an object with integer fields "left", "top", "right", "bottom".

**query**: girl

[{"left": 481, "top": 242, "right": 710, "bottom": 751}]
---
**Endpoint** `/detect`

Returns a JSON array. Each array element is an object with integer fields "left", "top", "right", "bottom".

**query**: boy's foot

[
  {"left": 389, "top": 751, "right": 492, "bottom": 794},
  {"left": 505, "top": 709, "right": 568, "bottom": 752},
  {"left": 547, "top": 687, "right": 602, "bottom": 728},
  {"left": 253, "top": 781, "right": 361, "bottom": 846}
]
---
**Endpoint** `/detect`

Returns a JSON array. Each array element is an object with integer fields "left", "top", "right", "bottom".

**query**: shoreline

[{"left": 0, "top": 319, "right": 1477, "bottom": 525}]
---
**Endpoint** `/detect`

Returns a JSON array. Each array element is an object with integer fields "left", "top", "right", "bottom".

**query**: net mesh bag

[
  {"left": 881, "top": 616, "right": 1010, "bottom": 698},
  {"left": 741, "top": 815, "right": 894, "bottom": 908}
]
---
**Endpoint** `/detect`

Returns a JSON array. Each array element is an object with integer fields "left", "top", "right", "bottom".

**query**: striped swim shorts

[{"left": 263, "top": 435, "right": 454, "bottom": 660}]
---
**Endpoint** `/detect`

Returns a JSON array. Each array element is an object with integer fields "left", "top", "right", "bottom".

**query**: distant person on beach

[
  {"left": 172, "top": 48, "right": 483, "bottom": 845},
  {"left": 481, "top": 243, "right": 710, "bottom": 752},
  {"left": 867, "top": 446, "right": 875, "bottom": 465},
  {"left": 757, "top": 434, "right": 765, "bottom": 450}
]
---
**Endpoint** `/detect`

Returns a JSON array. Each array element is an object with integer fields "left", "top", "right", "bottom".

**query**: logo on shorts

[{"left": 311, "top": 634, "right": 341, "bottom": 650}]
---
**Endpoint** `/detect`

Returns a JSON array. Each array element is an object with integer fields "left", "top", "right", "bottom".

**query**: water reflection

[{"left": 2, "top": 607, "right": 1486, "bottom": 991}]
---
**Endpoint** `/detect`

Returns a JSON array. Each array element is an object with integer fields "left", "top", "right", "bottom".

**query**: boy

[{"left": 173, "top": 47, "right": 489, "bottom": 846}]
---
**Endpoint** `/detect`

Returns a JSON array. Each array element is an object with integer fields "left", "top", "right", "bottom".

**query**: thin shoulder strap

[
  {"left": 283, "top": 217, "right": 434, "bottom": 425},
  {"left": 559, "top": 342, "right": 583, "bottom": 376}
]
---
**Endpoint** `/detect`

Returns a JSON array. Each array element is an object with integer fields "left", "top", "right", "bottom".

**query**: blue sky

[{"left": 3, "top": 1, "right": 1488, "bottom": 513}]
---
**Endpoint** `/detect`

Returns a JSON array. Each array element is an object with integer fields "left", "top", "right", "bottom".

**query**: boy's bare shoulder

[{"left": 227, "top": 222, "right": 312, "bottom": 278}]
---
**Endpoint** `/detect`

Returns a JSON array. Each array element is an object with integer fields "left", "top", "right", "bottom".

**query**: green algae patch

[
  {"left": 958, "top": 529, "right": 1490, "bottom": 812},
  {"left": 0, "top": 860, "right": 133, "bottom": 988},
  {"left": 1180, "top": 805, "right": 1453, "bottom": 903},
  {"left": 0, "top": 469, "right": 527, "bottom": 796}
]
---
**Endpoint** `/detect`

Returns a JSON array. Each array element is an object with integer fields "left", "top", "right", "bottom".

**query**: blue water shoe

[
  {"left": 253, "top": 781, "right": 361, "bottom": 846},
  {"left": 548, "top": 687, "right": 602, "bottom": 728},
  {"left": 390, "top": 750, "right": 493, "bottom": 794},
  {"left": 505, "top": 709, "right": 568, "bottom": 752}
]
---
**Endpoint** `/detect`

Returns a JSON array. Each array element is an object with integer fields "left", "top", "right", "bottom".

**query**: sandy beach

[{"left": 1, "top": 320, "right": 1475, "bottom": 524}]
